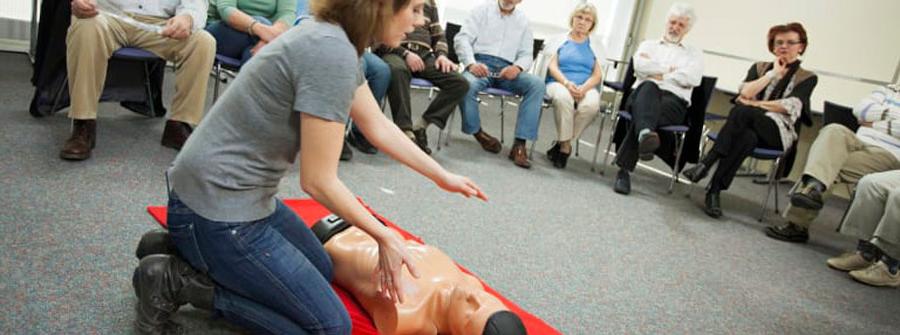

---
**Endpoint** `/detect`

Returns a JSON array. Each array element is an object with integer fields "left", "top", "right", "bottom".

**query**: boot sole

[
  {"left": 60, "top": 151, "right": 91, "bottom": 161},
  {"left": 765, "top": 227, "right": 809, "bottom": 243},
  {"left": 790, "top": 195, "right": 824, "bottom": 210}
]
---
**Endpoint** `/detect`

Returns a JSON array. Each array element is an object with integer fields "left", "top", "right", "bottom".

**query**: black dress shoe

[
  {"left": 703, "top": 191, "right": 723, "bottom": 218},
  {"left": 765, "top": 222, "right": 809, "bottom": 243},
  {"left": 790, "top": 181, "right": 824, "bottom": 210},
  {"left": 340, "top": 140, "right": 353, "bottom": 161},
  {"left": 160, "top": 120, "right": 193, "bottom": 150},
  {"left": 554, "top": 151, "right": 571, "bottom": 169},
  {"left": 347, "top": 128, "right": 377, "bottom": 154},
  {"left": 412, "top": 128, "right": 431, "bottom": 155},
  {"left": 546, "top": 143, "right": 560, "bottom": 162},
  {"left": 614, "top": 169, "right": 631, "bottom": 195},
  {"left": 682, "top": 163, "right": 710, "bottom": 183}
]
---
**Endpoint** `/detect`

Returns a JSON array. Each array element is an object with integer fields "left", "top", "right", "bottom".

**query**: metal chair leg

[
  {"left": 590, "top": 111, "right": 608, "bottom": 172},
  {"left": 758, "top": 157, "right": 782, "bottom": 222},
  {"left": 499, "top": 96, "right": 505, "bottom": 144},
  {"left": 142, "top": 61, "right": 156, "bottom": 116},
  {"left": 599, "top": 114, "right": 619, "bottom": 175},
  {"left": 529, "top": 107, "right": 543, "bottom": 157},
  {"left": 50, "top": 76, "right": 69, "bottom": 115},
  {"left": 668, "top": 132, "right": 686, "bottom": 194},
  {"left": 213, "top": 62, "right": 222, "bottom": 103}
]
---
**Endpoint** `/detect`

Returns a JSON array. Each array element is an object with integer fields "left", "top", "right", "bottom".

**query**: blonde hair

[
  {"left": 569, "top": 3, "right": 599, "bottom": 33},
  {"left": 310, "top": 0, "right": 412, "bottom": 55}
]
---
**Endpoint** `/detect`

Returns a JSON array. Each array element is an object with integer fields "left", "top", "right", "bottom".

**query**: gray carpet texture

[{"left": 1, "top": 51, "right": 898, "bottom": 334}]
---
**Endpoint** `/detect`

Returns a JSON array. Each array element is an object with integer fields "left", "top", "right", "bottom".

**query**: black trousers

[
  {"left": 382, "top": 51, "right": 470, "bottom": 131},
  {"left": 708, "top": 105, "right": 784, "bottom": 192},
  {"left": 616, "top": 81, "right": 688, "bottom": 171}
]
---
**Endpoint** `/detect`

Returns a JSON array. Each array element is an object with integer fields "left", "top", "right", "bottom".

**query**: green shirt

[{"left": 207, "top": 0, "right": 297, "bottom": 27}]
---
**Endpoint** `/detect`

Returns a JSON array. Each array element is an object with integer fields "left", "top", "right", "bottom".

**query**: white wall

[
  {"left": 635, "top": 0, "right": 900, "bottom": 109},
  {"left": 0, "top": 0, "right": 33, "bottom": 21}
]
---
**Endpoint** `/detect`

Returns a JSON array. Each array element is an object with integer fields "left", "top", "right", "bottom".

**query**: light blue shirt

[
  {"left": 104, "top": 0, "right": 208, "bottom": 31},
  {"left": 548, "top": 39, "right": 595, "bottom": 86},
  {"left": 454, "top": 0, "right": 534, "bottom": 71}
]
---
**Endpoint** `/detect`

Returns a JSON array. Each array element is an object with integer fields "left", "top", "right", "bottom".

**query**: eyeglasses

[{"left": 774, "top": 40, "right": 803, "bottom": 47}]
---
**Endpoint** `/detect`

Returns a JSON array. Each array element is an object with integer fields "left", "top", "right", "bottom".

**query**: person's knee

[
  {"left": 68, "top": 16, "right": 106, "bottom": 41},
  {"left": 819, "top": 123, "right": 853, "bottom": 138},
  {"left": 190, "top": 30, "right": 217, "bottom": 57},
  {"left": 520, "top": 73, "right": 545, "bottom": 94},
  {"left": 388, "top": 62, "right": 411, "bottom": 80},
  {"left": 449, "top": 74, "right": 470, "bottom": 92},
  {"left": 320, "top": 309, "right": 352, "bottom": 335}
]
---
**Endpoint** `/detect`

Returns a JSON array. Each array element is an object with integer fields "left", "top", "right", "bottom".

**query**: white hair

[{"left": 667, "top": 2, "right": 696, "bottom": 27}]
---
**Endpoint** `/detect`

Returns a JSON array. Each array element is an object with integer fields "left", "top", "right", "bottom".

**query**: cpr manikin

[{"left": 312, "top": 215, "right": 526, "bottom": 335}]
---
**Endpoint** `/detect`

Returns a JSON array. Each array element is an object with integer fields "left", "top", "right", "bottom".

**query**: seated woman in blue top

[
  {"left": 206, "top": 0, "right": 297, "bottom": 65},
  {"left": 543, "top": 3, "right": 608, "bottom": 169}
]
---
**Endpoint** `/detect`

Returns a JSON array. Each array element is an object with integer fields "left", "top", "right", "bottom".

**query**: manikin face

[
  {"left": 381, "top": 0, "right": 426, "bottom": 47},
  {"left": 663, "top": 15, "right": 691, "bottom": 43},
  {"left": 446, "top": 286, "right": 509, "bottom": 334},
  {"left": 571, "top": 11, "right": 594, "bottom": 35},
  {"left": 499, "top": 0, "right": 522, "bottom": 12},
  {"left": 771, "top": 31, "right": 804, "bottom": 63}
]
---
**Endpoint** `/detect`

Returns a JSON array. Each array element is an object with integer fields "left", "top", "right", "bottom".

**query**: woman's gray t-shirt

[{"left": 168, "top": 19, "right": 364, "bottom": 222}]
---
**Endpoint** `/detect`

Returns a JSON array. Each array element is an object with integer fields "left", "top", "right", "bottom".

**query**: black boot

[
  {"left": 133, "top": 255, "right": 215, "bottom": 335},
  {"left": 136, "top": 229, "right": 178, "bottom": 260},
  {"left": 614, "top": 169, "right": 631, "bottom": 195},
  {"left": 554, "top": 150, "right": 571, "bottom": 169},
  {"left": 546, "top": 143, "right": 560, "bottom": 162},
  {"left": 704, "top": 191, "right": 723, "bottom": 218},
  {"left": 765, "top": 222, "right": 809, "bottom": 243}
]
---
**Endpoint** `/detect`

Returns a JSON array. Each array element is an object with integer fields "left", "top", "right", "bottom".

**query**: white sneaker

[
  {"left": 849, "top": 261, "right": 900, "bottom": 287},
  {"left": 827, "top": 252, "right": 874, "bottom": 271}
]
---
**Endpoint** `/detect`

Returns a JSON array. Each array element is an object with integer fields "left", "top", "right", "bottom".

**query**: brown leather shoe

[
  {"left": 473, "top": 130, "right": 501, "bottom": 153},
  {"left": 161, "top": 120, "right": 193, "bottom": 150},
  {"left": 507, "top": 143, "right": 531, "bottom": 169},
  {"left": 59, "top": 119, "right": 96, "bottom": 161}
]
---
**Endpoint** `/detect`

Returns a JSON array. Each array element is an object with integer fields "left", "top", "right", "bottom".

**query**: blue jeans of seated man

[
  {"left": 460, "top": 54, "right": 545, "bottom": 141},
  {"left": 351, "top": 52, "right": 391, "bottom": 136},
  {"left": 205, "top": 16, "right": 271, "bottom": 66},
  {"left": 166, "top": 192, "right": 351, "bottom": 335}
]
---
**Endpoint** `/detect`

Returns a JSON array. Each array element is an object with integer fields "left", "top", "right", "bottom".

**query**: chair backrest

[
  {"left": 445, "top": 22, "right": 462, "bottom": 65},
  {"left": 823, "top": 100, "right": 859, "bottom": 132},
  {"left": 532, "top": 39, "right": 544, "bottom": 61},
  {"left": 618, "top": 60, "right": 637, "bottom": 107}
]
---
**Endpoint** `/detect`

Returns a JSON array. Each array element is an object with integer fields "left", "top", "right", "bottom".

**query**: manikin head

[
  {"left": 662, "top": 2, "right": 696, "bottom": 44},
  {"left": 311, "top": 0, "right": 425, "bottom": 54},
  {"left": 446, "top": 285, "right": 526, "bottom": 335}
]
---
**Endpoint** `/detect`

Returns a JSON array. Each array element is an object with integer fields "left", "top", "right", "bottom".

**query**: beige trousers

[
  {"left": 66, "top": 14, "right": 215, "bottom": 125},
  {"left": 839, "top": 170, "right": 900, "bottom": 259},
  {"left": 546, "top": 82, "right": 606, "bottom": 142},
  {"left": 783, "top": 124, "right": 900, "bottom": 226}
]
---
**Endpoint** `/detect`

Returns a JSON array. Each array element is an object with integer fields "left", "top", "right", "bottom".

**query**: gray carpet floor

[{"left": 1, "top": 51, "right": 898, "bottom": 334}]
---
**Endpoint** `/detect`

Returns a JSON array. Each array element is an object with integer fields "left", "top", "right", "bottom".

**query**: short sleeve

[{"left": 292, "top": 37, "right": 361, "bottom": 124}]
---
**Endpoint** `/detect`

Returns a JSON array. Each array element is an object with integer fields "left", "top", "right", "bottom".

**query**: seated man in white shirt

[
  {"left": 613, "top": 2, "right": 703, "bottom": 195},
  {"left": 61, "top": 0, "right": 216, "bottom": 161},
  {"left": 767, "top": 83, "right": 900, "bottom": 243},
  {"left": 454, "top": 0, "right": 545, "bottom": 169}
]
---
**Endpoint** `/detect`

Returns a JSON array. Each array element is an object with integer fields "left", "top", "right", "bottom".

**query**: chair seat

[
  {"left": 706, "top": 133, "right": 784, "bottom": 159},
  {"left": 617, "top": 111, "right": 687, "bottom": 133},
  {"left": 603, "top": 80, "right": 625, "bottom": 92},
  {"left": 215, "top": 54, "right": 242, "bottom": 71},
  {"left": 113, "top": 47, "right": 160, "bottom": 60},
  {"left": 481, "top": 87, "right": 516, "bottom": 97},
  {"left": 410, "top": 78, "right": 434, "bottom": 88}
]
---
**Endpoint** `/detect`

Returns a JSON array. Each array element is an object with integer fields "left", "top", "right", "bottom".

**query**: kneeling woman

[
  {"left": 132, "top": 0, "right": 488, "bottom": 334},
  {"left": 682, "top": 22, "right": 817, "bottom": 218}
]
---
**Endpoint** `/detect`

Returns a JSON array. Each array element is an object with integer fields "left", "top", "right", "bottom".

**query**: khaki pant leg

[
  {"left": 839, "top": 171, "right": 900, "bottom": 239},
  {"left": 66, "top": 15, "right": 128, "bottom": 119},
  {"left": 870, "top": 172, "right": 900, "bottom": 259},
  {"left": 547, "top": 82, "right": 575, "bottom": 142},
  {"left": 572, "top": 89, "right": 604, "bottom": 141},
  {"left": 129, "top": 16, "right": 216, "bottom": 125},
  {"left": 802, "top": 124, "right": 866, "bottom": 186}
]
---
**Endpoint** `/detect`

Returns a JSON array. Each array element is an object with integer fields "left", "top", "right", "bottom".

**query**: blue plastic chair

[{"left": 212, "top": 54, "right": 243, "bottom": 102}]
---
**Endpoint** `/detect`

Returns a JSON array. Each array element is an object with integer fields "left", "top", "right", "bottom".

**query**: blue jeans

[
  {"left": 361, "top": 52, "right": 390, "bottom": 104},
  {"left": 205, "top": 16, "right": 271, "bottom": 65},
  {"left": 460, "top": 54, "right": 545, "bottom": 140},
  {"left": 167, "top": 193, "right": 351, "bottom": 335}
]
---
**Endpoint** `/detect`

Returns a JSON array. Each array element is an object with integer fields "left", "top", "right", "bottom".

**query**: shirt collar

[{"left": 658, "top": 38, "right": 684, "bottom": 48}]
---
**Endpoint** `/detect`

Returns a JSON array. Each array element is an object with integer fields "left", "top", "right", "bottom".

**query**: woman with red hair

[{"left": 682, "top": 22, "right": 818, "bottom": 218}]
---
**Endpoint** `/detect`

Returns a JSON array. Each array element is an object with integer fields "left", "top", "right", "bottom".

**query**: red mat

[{"left": 147, "top": 199, "right": 559, "bottom": 335}]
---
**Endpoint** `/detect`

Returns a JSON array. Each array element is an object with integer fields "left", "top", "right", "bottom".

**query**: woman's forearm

[
  {"left": 739, "top": 75, "right": 772, "bottom": 100},
  {"left": 547, "top": 56, "right": 569, "bottom": 84},
  {"left": 225, "top": 10, "right": 257, "bottom": 33},
  {"left": 756, "top": 99, "right": 788, "bottom": 114}
]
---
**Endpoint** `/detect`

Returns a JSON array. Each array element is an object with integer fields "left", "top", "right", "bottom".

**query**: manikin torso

[{"left": 324, "top": 227, "right": 506, "bottom": 335}]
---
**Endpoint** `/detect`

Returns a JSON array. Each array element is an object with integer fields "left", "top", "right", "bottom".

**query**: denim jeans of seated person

[
  {"left": 166, "top": 192, "right": 351, "bottom": 334},
  {"left": 460, "top": 53, "right": 544, "bottom": 140}
]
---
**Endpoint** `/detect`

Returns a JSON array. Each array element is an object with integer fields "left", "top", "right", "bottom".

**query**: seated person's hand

[
  {"left": 71, "top": 0, "right": 98, "bottom": 19},
  {"left": 498, "top": 65, "right": 521, "bottom": 80},
  {"left": 649, "top": 73, "right": 664, "bottom": 81},
  {"left": 467, "top": 63, "right": 489, "bottom": 78},
  {"left": 859, "top": 121, "right": 874, "bottom": 128},
  {"left": 434, "top": 55, "right": 457, "bottom": 73},
  {"left": 576, "top": 84, "right": 592, "bottom": 101},
  {"left": 250, "top": 40, "right": 267, "bottom": 55},
  {"left": 405, "top": 52, "right": 425, "bottom": 72},
  {"left": 252, "top": 23, "right": 279, "bottom": 43},
  {"left": 161, "top": 15, "right": 193, "bottom": 40}
]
